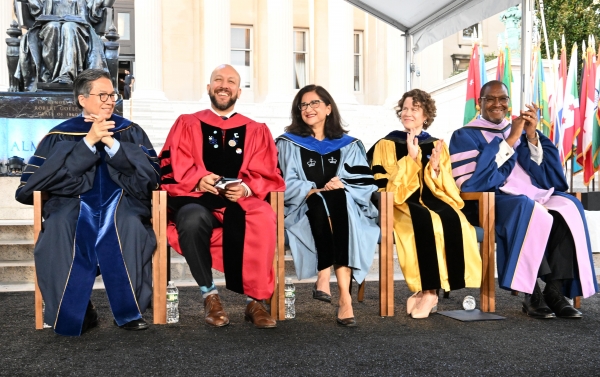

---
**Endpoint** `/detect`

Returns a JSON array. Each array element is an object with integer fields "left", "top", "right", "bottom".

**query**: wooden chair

[
  {"left": 33, "top": 190, "right": 168, "bottom": 329},
  {"left": 372, "top": 191, "right": 496, "bottom": 316}
]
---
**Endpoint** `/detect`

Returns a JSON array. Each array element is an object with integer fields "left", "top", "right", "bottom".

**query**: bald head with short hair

[{"left": 210, "top": 64, "right": 241, "bottom": 85}]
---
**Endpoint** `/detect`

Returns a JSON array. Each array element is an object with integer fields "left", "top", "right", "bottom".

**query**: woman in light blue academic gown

[{"left": 275, "top": 85, "right": 379, "bottom": 327}]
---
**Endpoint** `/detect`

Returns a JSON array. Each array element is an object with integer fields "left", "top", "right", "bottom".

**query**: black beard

[{"left": 209, "top": 89, "right": 237, "bottom": 111}]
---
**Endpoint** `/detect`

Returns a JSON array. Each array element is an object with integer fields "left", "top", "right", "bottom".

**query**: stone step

[
  {"left": 0, "top": 242, "right": 35, "bottom": 261},
  {"left": 0, "top": 260, "right": 35, "bottom": 283},
  {"left": 0, "top": 224, "right": 34, "bottom": 241}
]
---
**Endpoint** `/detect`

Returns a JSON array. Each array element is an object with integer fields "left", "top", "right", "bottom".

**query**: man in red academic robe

[{"left": 160, "top": 64, "right": 285, "bottom": 328}]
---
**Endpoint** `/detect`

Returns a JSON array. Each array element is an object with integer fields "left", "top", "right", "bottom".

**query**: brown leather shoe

[
  {"left": 245, "top": 300, "right": 277, "bottom": 329},
  {"left": 204, "top": 294, "right": 230, "bottom": 327}
]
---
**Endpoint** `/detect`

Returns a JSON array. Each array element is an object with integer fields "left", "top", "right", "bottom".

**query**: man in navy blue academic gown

[{"left": 16, "top": 69, "right": 159, "bottom": 336}]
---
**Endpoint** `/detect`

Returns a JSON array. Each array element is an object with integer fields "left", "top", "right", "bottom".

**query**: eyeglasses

[
  {"left": 480, "top": 96, "right": 510, "bottom": 105},
  {"left": 298, "top": 99, "right": 324, "bottom": 111},
  {"left": 89, "top": 92, "right": 121, "bottom": 102}
]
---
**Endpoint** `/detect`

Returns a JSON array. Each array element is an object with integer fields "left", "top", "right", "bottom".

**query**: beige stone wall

[{"left": 161, "top": 0, "right": 202, "bottom": 101}]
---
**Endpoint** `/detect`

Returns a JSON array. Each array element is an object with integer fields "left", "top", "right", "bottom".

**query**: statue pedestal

[{"left": 0, "top": 92, "right": 123, "bottom": 164}]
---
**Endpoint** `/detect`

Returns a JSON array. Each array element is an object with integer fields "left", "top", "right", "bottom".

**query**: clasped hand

[
  {"left": 197, "top": 173, "right": 245, "bottom": 202},
  {"left": 84, "top": 114, "right": 115, "bottom": 149},
  {"left": 506, "top": 104, "right": 539, "bottom": 147},
  {"left": 307, "top": 176, "right": 344, "bottom": 197}
]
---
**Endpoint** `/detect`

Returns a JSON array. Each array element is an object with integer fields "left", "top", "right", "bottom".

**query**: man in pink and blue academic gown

[{"left": 449, "top": 80, "right": 597, "bottom": 319}]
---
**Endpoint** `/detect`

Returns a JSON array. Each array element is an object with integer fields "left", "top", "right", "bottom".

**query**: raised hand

[
  {"left": 521, "top": 104, "right": 539, "bottom": 144},
  {"left": 429, "top": 140, "right": 444, "bottom": 174},
  {"left": 407, "top": 130, "right": 420, "bottom": 161},
  {"left": 84, "top": 114, "right": 115, "bottom": 148}
]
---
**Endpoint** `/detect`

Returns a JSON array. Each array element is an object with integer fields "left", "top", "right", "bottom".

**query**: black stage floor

[{"left": 1, "top": 281, "right": 599, "bottom": 376}]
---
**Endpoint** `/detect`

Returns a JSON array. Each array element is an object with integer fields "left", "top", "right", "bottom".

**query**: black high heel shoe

[
  {"left": 336, "top": 308, "right": 357, "bottom": 327},
  {"left": 312, "top": 283, "right": 332, "bottom": 303}
]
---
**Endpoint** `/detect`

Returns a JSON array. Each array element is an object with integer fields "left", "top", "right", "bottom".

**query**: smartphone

[{"left": 215, "top": 178, "right": 242, "bottom": 189}]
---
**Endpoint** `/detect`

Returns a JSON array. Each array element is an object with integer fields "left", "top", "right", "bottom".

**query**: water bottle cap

[{"left": 284, "top": 277, "right": 292, "bottom": 284}]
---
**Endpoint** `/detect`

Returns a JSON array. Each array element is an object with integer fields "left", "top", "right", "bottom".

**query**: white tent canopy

[{"left": 345, "top": 0, "right": 533, "bottom": 104}]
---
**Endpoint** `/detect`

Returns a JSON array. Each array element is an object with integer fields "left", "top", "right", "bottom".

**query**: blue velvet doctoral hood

[{"left": 278, "top": 133, "right": 357, "bottom": 155}]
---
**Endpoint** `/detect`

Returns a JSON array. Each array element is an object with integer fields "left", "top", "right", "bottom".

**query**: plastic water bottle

[
  {"left": 166, "top": 281, "right": 179, "bottom": 324},
  {"left": 463, "top": 295, "right": 476, "bottom": 311},
  {"left": 42, "top": 300, "right": 51, "bottom": 328},
  {"left": 284, "top": 278, "right": 296, "bottom": 319}
]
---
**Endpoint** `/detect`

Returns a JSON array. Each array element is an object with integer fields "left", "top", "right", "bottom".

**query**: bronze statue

[{"left": 13, "top": 0, "right": 116, "bottom": 92}]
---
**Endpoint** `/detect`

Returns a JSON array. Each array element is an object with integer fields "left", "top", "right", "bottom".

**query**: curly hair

[
  {"left": 395, "top": 89, "right": 437, "bottom": 129},
  {"left": 285, "top": 85, "right": 348, "bottom": 139}
]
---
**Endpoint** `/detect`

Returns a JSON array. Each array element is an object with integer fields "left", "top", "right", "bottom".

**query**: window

[
  {"left": 231, "top": 26, "right": 252, "bottom": 89},
  {"left": 117, "top": 13, "right": 130, "bottom": 40},
  {"left": 462, "top": 23, "right": 482, "bottom": 40},
  {"left": 293, "top": 29, "right": 308, "bottom": 89},
  {"left": 353, "top": 31, "right": 363, "bottom": 92}
]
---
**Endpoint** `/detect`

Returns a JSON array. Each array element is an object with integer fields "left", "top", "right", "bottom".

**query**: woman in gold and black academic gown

[{"left": 369, "top": 89, "right": 481, "bottom": 319}]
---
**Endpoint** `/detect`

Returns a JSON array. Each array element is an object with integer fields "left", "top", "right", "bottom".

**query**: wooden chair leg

[
  {"left": 511, "top": 290, "right": 519, "bottom": 296},
  {"left": 574, "top": 296, "right": 581, "bottom": 309},
  {"left": 269, "top": 192, "right": 285, "bottom": 320},
  {"left": 357, "top": 281, "right": 365, "bottom": 302},
  {"left": 152, "top": 191, "right": 167, "bottom": 324},
  {"left": 33, "top": 191, "right": 44, "bottom": 329},
  {"left": 378, "top": 192, "right": 394, "bottom": 317}
]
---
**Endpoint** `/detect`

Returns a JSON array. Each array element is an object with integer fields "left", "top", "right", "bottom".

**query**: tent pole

[
  {"left": 520, "top": 0, "right": 533, "bottom": 109},
  {"left": 405, "top": 34, "right": 413, "bottom": 90}
]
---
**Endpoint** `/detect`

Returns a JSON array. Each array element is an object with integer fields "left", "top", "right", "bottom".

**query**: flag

[
  {"left": 532, "top": 46, "right": 551, "bottom": 137},
  {"left": 593, "top": 41, "right": 600, "bottom": 174},
  {"left": 577, "top": 38, "right": 596, "bottom": 184},
  {"left": 479, "top": 44, "right": 488, "bottom": 87},
  {"left": 495, "top": 45, "right": 513, "bottom": 120},
  {"left": 559, "top": 43, "right": 580, "bottom": 165},
  {"left": 548, "top": 40, "right": 559, "bottom": 144},
  {"left": 554, "top": 37, "right": 567, "bottom": 150},
  {"left": 463, "top": 43, "right": 482, "bottom": 125}
]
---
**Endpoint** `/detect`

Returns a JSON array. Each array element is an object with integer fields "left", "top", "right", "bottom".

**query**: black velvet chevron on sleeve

[{"left": 343, "top": 163, "right": 373, "bottom": 176}]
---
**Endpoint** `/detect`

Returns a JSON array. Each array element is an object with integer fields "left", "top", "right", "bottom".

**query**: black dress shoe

[
  {"left": 543, "top": 282, "right": 583, "bottom": 319},
  {"left": 312, "top": 283, "right": 332, "bottom": 303},
  {"left": 113, "top": 318, "right": 149, "bottom": 331},
  {"left": 81, "top": 302, "right": 99, "bottom": 334},
  {"left": 522, "top": 282, "right": 555, "bottom": 319},
  {"left": 336, "top": 316, "right": 357, "bottom": 327}
]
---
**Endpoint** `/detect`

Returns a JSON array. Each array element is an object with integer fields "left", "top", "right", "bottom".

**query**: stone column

[
  {"left": 263, "top": 0, "right": 293, "bottom": 103},
  {"left": 384, "top": 25, "right": 405, "bottom": 108},
  {"left": 326, "top": 0, "right": 356, "bottom": 104},
  {"left": 132, "top": 0, "right": 167, "bottom": 101},
  {"left": 201, "top": 0, "right": 230, "bottom": 101},
  {"left": 0, "top": 2, "right": 15, "bottom": 92}
]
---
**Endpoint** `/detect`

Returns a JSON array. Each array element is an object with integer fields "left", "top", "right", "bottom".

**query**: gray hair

[{"left": 73, "top": 69, "right": 112, "bottom": 109}]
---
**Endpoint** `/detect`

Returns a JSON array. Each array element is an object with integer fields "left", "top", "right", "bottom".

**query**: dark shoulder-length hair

[
  {"left": 285, "top": 84, "right": 348, "bottom": 139},
  {"left": 395, "top": 88, "right": 437, "bottom": 129}
]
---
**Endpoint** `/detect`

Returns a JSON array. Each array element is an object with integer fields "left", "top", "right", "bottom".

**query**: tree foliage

[{"left": 537, "top": 0, "right": 600, "bottom": 58}]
